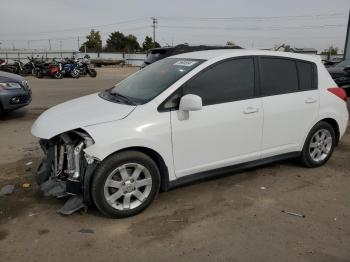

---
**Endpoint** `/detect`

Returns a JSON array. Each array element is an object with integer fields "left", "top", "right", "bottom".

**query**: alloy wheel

[
  {"left": 103, "top": 163, "right": 152, "bottom": 210},
  {"left": 308, "top": 129, "right": 333, "bottom": 162}
]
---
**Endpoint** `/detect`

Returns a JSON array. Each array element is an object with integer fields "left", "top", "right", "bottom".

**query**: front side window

[
  {"left": 260, "top": 57, "right": 299, "bottom": 96},
  {"left": 103, "top": 58, "right": 204, "bottom": 105},
  {"left": 183, "top": 58, "right": 255, "bottom": 106}
]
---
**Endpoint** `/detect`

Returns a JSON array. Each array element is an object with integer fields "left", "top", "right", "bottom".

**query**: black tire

[
  {"left": 300, "top": 121, "right": 336, "bottom": 168},
  {"left": 36, "top": 71, "right": 44, "bottom": 78},
  {"left": 54, "top": 72, "right": 63, "bottom": 79},
  {"left": 70, "top": 69, "right": 80, "bottom": 79},
  {"left": 89, "top": 69, "right": 97, "bottom": 77},
  {"left": 91, "top": 151, "right": 160, "bottom": 218},
  {"left": 31, "top": 68, "right": 37, "bottom": 76}
]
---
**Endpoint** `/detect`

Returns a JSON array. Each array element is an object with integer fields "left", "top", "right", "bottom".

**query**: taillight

[{"left": 328, "top": 87, "right": 348, "bottom": 102}]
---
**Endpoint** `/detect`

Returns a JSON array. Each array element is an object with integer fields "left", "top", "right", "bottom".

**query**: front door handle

[
  {"left": 305, "top": 98, "right": 317, "bottom": 104},
  {"left": 243, "top": 107, "right": 259, "bottom": 114}
]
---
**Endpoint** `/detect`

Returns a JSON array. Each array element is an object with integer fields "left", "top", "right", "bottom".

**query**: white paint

[{"left": 31, "top": 50, "right": 349, "bottom": 184}]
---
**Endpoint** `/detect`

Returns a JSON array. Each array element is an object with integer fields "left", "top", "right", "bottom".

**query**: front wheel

[
  {"left": 89, "top": 68, "right": 97, "bottom": 77},
  {"left": 300, "top": 121, "right": 336, "bottom": 167},
  {"left": 36, "top": 71, "right": 44, "bottom": 78},
  {"left": 92, "top": 151, "right": 160, "bottom": 218}
]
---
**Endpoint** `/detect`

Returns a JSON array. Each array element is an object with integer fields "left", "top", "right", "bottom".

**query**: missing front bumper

[{"left": 36, "top": 133, "right": 98, "bottom": 215}]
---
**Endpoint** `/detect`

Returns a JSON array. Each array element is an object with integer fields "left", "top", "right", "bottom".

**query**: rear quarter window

[{"left": 297, "top": 61, "right": 317, "bottom": 90}]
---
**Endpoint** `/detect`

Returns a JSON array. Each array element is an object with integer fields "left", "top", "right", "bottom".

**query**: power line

[
  {"left": 159, "top": 24, "right": 346, "bottom": 31},
  {"left": 0, "top": 18, "right": 149, "bottom": 36},
  {"left": 158, "top": 13, "right": 347, "bottom": 21},
  {"left": 0, "top": 26, "right": 151, "bottom": 42}
]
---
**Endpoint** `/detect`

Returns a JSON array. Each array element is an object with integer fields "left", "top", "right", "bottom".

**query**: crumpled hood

[{"left": 31, "top": 93, "right": 135, "bottom": 139}]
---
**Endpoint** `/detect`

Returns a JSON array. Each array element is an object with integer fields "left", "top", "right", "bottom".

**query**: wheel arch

[
  {"left": 320, "top": 118, "right": 340, "bottom": 145},
  {"left": 300, "top": 117, "right": 341, "bottom": 152},
  {"left": 116, "top": 146, "right": 170, "bottom": 191},
  {"left": 89, "top": 146, "right": 171, "bottom": 196}
]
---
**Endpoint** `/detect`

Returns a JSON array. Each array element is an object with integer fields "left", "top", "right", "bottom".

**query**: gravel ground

[{"left": 0, "top": 67, "right": 350, "bottom": 262}]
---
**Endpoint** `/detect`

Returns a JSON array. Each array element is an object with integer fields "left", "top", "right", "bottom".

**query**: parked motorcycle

[
  {"left": 61, "top": 58, "right": 80, "bottom": 78},
  {"left": 36, "top": 58, "right": 63, "bottom": 79},
  {"left": 0, "top": 59, "right": 17, "bottom": 74},
  {"left": 77, "top": 55, "right": 97, "bottom": 77}
]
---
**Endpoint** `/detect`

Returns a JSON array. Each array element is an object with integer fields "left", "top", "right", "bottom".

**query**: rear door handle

[
  {"left": 243, "top": 107, "right": 259, "bottom": 114},
  {"left": 305, "top": 98, "right": 317, "bottom": 104}
]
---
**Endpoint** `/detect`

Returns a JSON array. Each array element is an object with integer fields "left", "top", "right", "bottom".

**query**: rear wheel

[
  {"left": 300, "top": 121, "right": 336, "bottom": 167},
  {"left": 54, "top": 72, "right": 63, "bottom": 79},
  {"left": 92, "top": 151, "right": 160, "bottom": 218},
  {"left": 70, "top": 69, "right": 80, "bottom": 78}
]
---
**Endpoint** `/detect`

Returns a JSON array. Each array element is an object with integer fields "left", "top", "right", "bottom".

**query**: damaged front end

[{"left": 37, "top": 130, "right": 99, "bottom": 215}]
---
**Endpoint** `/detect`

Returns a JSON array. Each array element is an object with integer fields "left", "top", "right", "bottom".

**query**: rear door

[{"left": 258, "top": 57, "right": 319, "bottom": 157}]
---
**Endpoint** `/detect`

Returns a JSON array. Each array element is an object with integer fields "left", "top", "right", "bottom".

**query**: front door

[{"left": 170, "top": 57, "right": 263, "bottom": 177}]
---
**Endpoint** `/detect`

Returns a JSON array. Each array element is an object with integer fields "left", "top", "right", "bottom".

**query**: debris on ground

[
  {"left": 260, "top": 186, "right": 267, "bottom": 190},
  {"left": 281, "top": 210, "right": 305, "bottom": 218},
  {"left": 0, "top": 185, "right": 15, "bottom": 196},
  {"left": 22, "top": 183, "right": 31, "bottom": 189},
  {"left": 78, "top": 228, "right": 94, "bottom": 234},
  {"left": 167, "top": 219, "right": 185, "bottom": 223},
  {"left": 25, "top": 161, "right": 33, "bottom": 166}
]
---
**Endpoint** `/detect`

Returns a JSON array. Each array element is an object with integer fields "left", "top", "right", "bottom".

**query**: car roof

[{"left": 170, "top": 49, "right": 321, "bottom": 64}]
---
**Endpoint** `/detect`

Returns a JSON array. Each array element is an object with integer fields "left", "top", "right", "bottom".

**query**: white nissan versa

[{"left": 31, "top": 50, "right": 348, "bottom": 217}]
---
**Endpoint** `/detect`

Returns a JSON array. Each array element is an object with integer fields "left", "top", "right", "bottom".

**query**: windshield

[
  {"left": 108, "top": 58, "right": 204, "bottom": 104},
  {"left": 335, "top": 59, "right": 350, "bottom": 68}
]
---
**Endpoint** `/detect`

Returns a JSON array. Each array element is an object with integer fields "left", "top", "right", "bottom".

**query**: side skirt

[{"left": 168, "top": 152, "right": 300, "bottom": 190}]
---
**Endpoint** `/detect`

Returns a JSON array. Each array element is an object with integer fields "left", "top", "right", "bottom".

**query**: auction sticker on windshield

[{"left": 173, "top": 60, "right": 198, "bottom": 67}]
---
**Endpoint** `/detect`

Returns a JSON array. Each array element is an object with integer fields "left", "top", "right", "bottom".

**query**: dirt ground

[{"left": 0, "top": 67, "right": 350, "bottom": 262}]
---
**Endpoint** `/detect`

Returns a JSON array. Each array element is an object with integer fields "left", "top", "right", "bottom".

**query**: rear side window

[
  {"left": 184, "top": 58, "right": 255, "bottom": 106},
  {"left": 260, "top": 57, "right": 298, "bottom": 96},
  {"left": 297, "top": 61, "right": 317, "bottom": 90}
]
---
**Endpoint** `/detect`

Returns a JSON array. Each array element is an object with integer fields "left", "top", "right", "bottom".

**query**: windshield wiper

[{"left": 109, "top": 92, "right": 136, "bottom": 105}]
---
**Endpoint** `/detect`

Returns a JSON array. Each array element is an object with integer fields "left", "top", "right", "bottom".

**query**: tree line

[{"left": 79, "top": 29, "right": 160, "bottom": 53}]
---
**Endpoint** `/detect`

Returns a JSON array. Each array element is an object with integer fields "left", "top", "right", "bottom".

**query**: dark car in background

[
  {"left": 0, "top": 71, "right": 32, "bottom": 116},
  {"left": 142, "top": 44, "right": 243, "bottom": 67},
  {"left": 327, "top": 59, "right": 350, "bottom": 95}
]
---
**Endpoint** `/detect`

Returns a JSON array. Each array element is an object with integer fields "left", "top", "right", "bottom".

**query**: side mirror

[{"left": 179, "top": 94, "right": 202, "bottom": 112}]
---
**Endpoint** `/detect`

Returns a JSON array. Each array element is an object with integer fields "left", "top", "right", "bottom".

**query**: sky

[{"left": 0, "top": 0, "right": 349, "bottom": 52}]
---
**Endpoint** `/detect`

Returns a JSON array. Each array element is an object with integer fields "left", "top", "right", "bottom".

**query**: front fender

[{"left": 82, "top": 110, "right": 176, "bottom": 181}]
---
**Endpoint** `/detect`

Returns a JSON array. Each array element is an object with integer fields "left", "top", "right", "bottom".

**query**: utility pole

[
  {"left": 77, "top": 36, "right": 80, "bottom": 51},
  {"left": 152, "top": 17, "right": 157, "bottom": 44},
  {"left": 27, "top": 40, "right": 30, "bottom": 50},
  {"left": 60, "top": 40, "right": 62, "bottom": 51},
  {"left": 344, "top": 10, "right": 350, "bottom": 60},
  {"left": 48, "top": 39, "right": 52, "bottom": 50}
]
